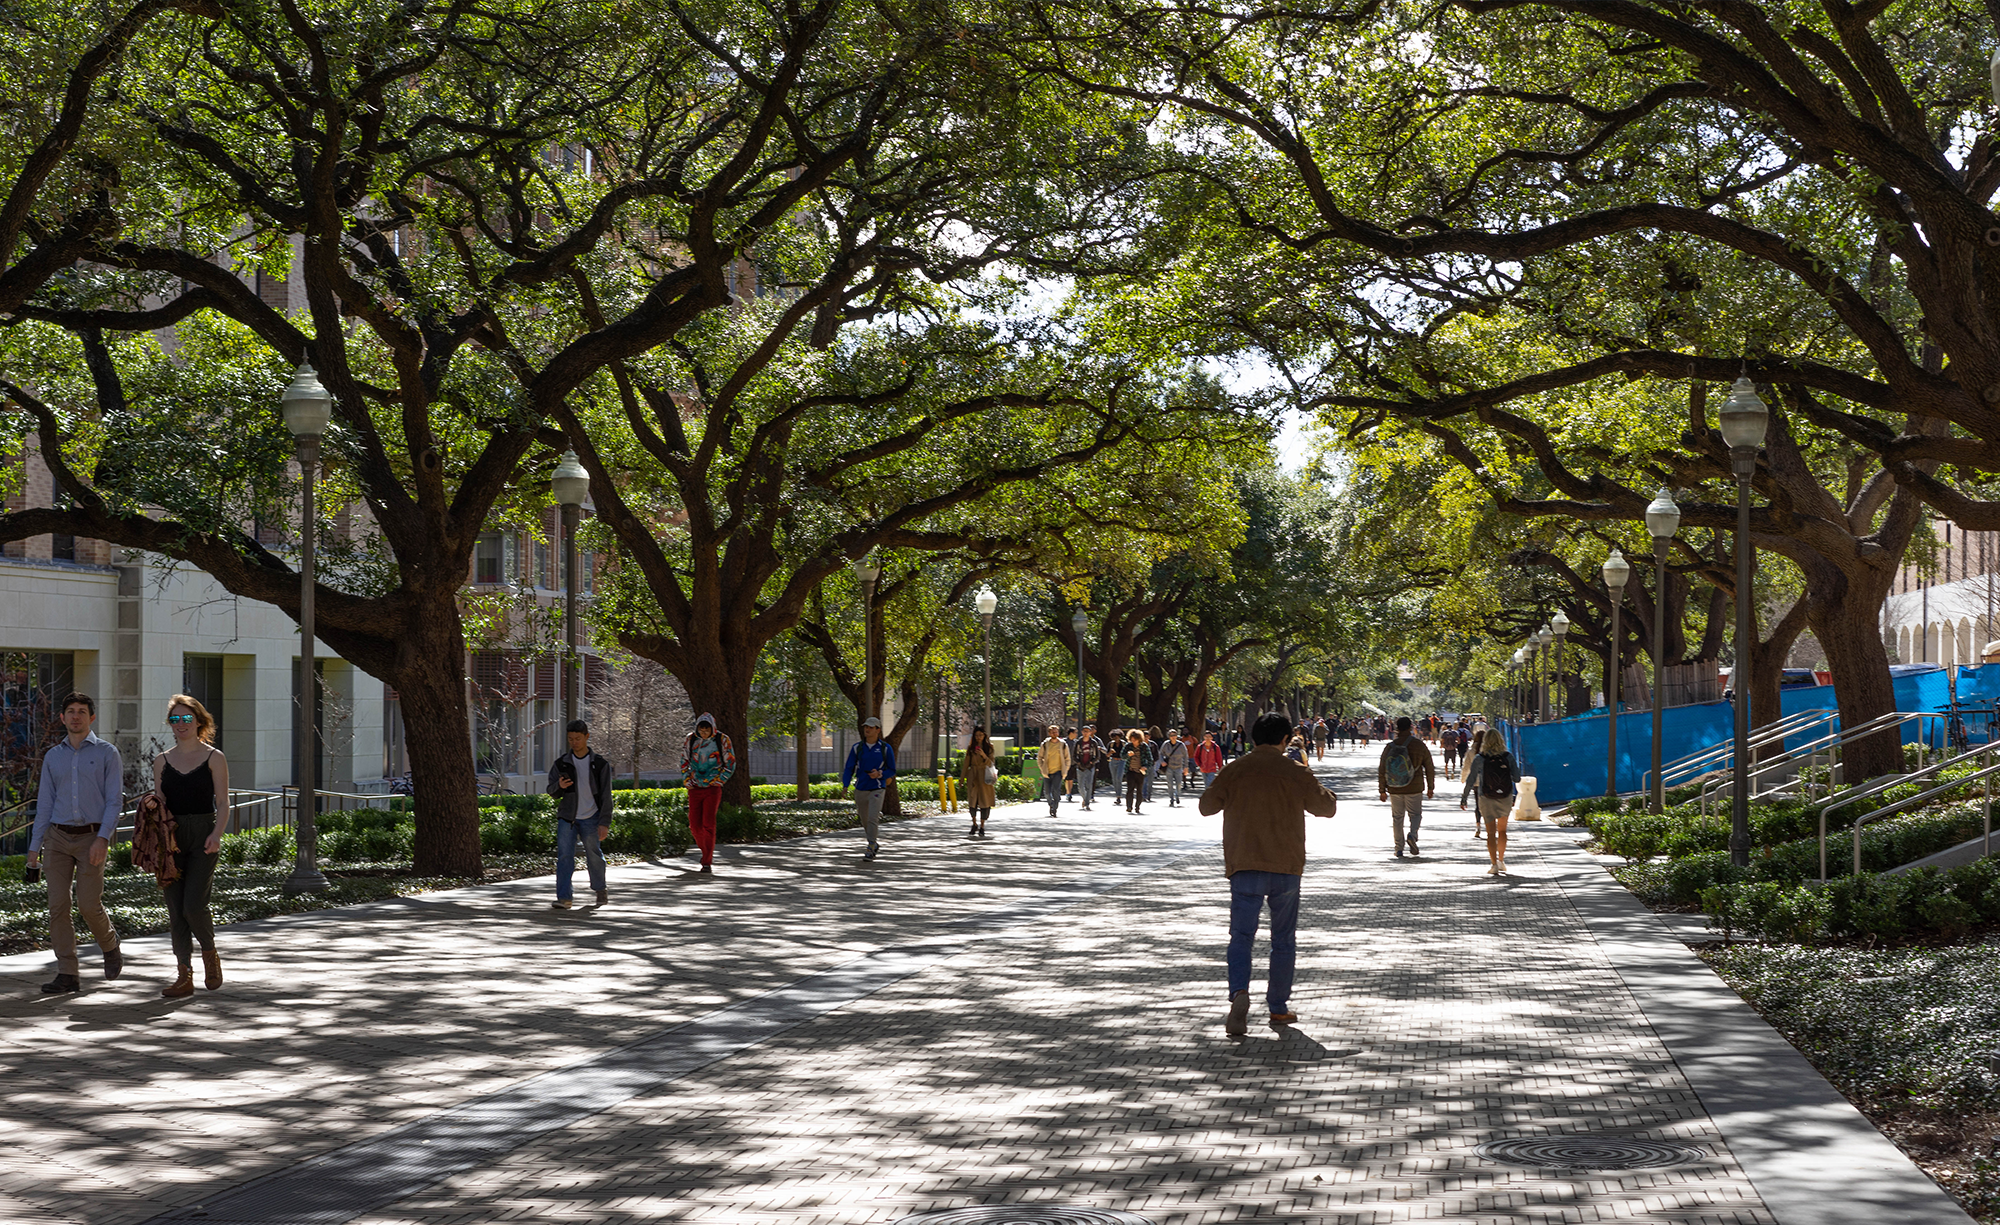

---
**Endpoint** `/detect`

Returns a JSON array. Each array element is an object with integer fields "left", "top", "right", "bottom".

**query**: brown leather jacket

[{"left": 1198, "top": 745, "right": 1339, "bottom": 876}]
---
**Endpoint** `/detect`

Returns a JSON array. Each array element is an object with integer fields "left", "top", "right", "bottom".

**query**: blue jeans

[
  {"left": 1227, "top": 870, "right": 1301, "bottom": 1011},
  {"left": 1041, "top": 773, "right": 1064, "bottom": 813},
  {"left": 1078, "top": 766, "right": 1097, "bottom": 805},
  {"left": 1109, "top": 760, "right": 1126, "bottom": 795},
  {"left": 1166, "top": 766, "right": 1184, "bottom": 806},
  {"left": 557, "top": 818, "right": 607, "bottom": 900}
]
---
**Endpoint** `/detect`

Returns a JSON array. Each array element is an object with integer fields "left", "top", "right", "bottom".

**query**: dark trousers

[
  {"left": 164, "top": 813, "right": 219, "bottom": 963},
  {"left": 1124, "top": 770, "right": 1144, "bottom": 810}
]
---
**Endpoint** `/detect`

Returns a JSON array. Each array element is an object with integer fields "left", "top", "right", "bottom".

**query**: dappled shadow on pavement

[{"left": 0, "top": 746, "right": 1772, "bottom": 1224}]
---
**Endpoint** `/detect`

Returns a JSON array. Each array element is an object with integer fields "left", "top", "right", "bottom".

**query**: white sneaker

[
  {"left": 1497, "top": 859, "right": 1508, "bottom": 875},
  {"left": 1486, "top": 863, "right": 1498, "bottom": 875}
]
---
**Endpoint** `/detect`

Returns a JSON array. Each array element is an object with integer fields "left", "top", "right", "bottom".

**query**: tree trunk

[
  {"left": 1804, "top": 564, "right": 1902, "bottom": 784},
  {"left": 396, "top": 625, "right": 483, "bottom": 877}
]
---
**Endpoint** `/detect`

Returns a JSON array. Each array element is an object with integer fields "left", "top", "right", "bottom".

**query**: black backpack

[{"left": 1478, "top": 752, "right": 1514, "bottom": 798}]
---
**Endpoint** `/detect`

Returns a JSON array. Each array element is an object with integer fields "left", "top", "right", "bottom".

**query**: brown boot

[
  {"left": 201, "top": 948, "right": 222, "bottom": 991},
  {"left": 161, "top": 965, "right": 195, "bottom": 999}
]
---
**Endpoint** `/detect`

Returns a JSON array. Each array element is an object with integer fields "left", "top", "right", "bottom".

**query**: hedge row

[
  {"left": 1699, "top": 856, "right": 2000, "bottom": 944},
  {"left": 1612, "top": 803, "right": 1995, "bottom": 906}
]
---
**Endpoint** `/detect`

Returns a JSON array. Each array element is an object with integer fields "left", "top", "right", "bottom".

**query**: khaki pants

[{"left": 43, "top": 825, "right": 119, "bottom": 977}]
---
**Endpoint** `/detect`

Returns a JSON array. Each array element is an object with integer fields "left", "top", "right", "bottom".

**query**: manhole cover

[
  {"left": 893, "top": 1211, "right": 1157, "bottom": 1225},
  {"left": 1474, "top": 1137, "right": 1708, "bottom": 1170}
]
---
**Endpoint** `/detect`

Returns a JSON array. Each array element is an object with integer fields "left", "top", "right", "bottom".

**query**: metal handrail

[
  {"left": 1817, "top": 743, "right": 1995, "bottom": 880},
  {"left": 1699, "top": 710, "right": 1950, "bottom": 814},
  {"left": 1645, "top": 707, "right": 1836, "bottom": 793},
  {"left": 1692, "top": 709, "right": 1844, "bottom": 812}
]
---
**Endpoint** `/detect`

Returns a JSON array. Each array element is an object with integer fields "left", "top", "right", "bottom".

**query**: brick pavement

[{"left": 0, "top": 744, "right": 1926, "bottom": 1223}]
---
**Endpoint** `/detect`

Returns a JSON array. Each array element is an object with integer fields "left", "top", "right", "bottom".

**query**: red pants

[{"left": 687, "top": 785, "right": 722, "bottom": 865}]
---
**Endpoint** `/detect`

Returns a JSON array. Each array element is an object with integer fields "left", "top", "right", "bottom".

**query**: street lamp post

[
  {"left": 1720, "top": 376, "right": 1771, "bottom": 867},
  {"left": 1510, "top": 649, "right": 1526, "bottom": 721},
  {"left": 1535, "top": 626, "right": 1553, "bottom": 721},
  {"left": 976, "top": 587, "right": 998, "bottom": 741},
  {"left": 1602, "top": 550, "right": 1631, "bottom": 797},
  {"left": 1646, "top": 488, "right": 1681, "bottom": 812},
  {"left": 281, "top": 363, "right": 332, "bottom": 896},
  {"left": 853, "top": 555, "right": 880, "bottom": 724},
  {"left": 1551, "top": 611, "right": 1571, "bottom": 718},
  {"left": 1070, "top": 608, "right": 1089, "bottom": 733},
  {"left": 551, "top": 451, "right": 590, "bottom": 727}
]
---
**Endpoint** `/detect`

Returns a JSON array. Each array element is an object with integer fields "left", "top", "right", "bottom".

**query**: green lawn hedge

[
  {"left": 1698, "top": 856, "right": 2000, "bottom": 944},
  {"left": 1612, "top": 803, "right": 1996, "bottom": 907}
]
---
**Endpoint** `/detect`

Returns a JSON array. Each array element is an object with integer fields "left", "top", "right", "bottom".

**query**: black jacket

[{"left": 546, "top": 751, "right": 615, "bottom": 824}]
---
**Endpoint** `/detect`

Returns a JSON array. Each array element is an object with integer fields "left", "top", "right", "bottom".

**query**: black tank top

[{"left": 162, "top": 754, "right": 216, "bottom": 817}]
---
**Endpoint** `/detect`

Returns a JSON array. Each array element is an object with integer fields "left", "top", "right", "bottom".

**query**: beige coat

[
  {"left": 961, "top": 743, "right": 997, "bottom": 808},
  {"left": 1038, "top": 736, "right": 1071, "bottom": 777}
]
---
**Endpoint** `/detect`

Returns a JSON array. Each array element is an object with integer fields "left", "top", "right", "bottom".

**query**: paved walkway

[{"left": 0, "top": 745, "right": 1968, "bottom": 1224}]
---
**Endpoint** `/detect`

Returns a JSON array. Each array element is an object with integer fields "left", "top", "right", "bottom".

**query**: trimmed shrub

[{"left": 1696, "top": 856, "right": 2000, "bottom": 944}]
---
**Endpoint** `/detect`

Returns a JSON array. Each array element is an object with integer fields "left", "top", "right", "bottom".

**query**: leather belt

[{"left": 54, "top": 823, "right": 99, "bottom": 835}]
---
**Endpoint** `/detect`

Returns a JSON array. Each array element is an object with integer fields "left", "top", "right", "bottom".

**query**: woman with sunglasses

[{"left": 151, "top": 694, "right": 230, "bottom": 997}]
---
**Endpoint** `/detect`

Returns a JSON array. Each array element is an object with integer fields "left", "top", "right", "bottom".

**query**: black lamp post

[
  {"left": 281, "top": 363, "right": 332, "bottom": 896},
  {"left": 853, "top": 554, "right": 880, "bottom": 724},
  {"left": 1070, "top": 607, "right": 1089, "bottom": 732},
  {"left": 1646, "top": 487, "right": 1681, "bottom": 812},
  {"left": 551, "top": 451, "right": 590, "bottom": 726},
  {"left": 1602, "top": 549, "right": 1630, "bottom": 797},
  {"left": 976, "top": 586, "right": 997, "bottom": 740},
  {"left": 1551, "top": 611, "right": 1571, "bottom": 718},
  {"left": 1719, "top": 376, "right": 1771, "bottom": 867}
]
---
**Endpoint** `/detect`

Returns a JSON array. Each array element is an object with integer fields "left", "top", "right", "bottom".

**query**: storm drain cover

[
  {"left": 893, "top": 1211, "right": 1157, "bottom": 1225},
  {"left": 1474, "top": 1136, "right": 1708, "bottom": 1170}
]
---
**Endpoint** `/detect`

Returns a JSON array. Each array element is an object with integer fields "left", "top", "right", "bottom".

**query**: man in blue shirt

[
  {"left": 27, "top": 693, "right": 124, "bottom": 994},
  {"left": 840, "top": 717, "right": 896, "bottom": 861}
]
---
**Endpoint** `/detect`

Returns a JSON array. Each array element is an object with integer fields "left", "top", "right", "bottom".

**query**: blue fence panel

[{"left": 1510, "top": 671, "right": 1951, "bottom": 806}]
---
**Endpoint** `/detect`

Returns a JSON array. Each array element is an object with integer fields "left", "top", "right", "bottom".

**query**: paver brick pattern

[{"left": 2, "top": 746, "right": 1775, "bottom": 1224}]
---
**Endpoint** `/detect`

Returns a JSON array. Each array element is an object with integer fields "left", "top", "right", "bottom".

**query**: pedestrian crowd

[{"left": 26, "top": 689, "right": 1525, "bottom": 1032}]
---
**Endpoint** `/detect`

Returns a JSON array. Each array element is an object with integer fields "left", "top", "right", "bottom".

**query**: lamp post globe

[
  {"left": 1719, "top": 375, "right": 1771, "bottom": 452},
  {"left": 1645, "top": 487, "right": 1682, "bottom": 539},
  {"left": 280, "top": 362, "right": 333, "bottom": 896}
]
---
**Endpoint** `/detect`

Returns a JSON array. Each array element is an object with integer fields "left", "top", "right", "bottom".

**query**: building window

[
  {"left": 533, "top": 699, "right": 552, "bottom": 772},
  {"left": 535, "top": 540, "right": 553, "bottom": 590},
  {"left": 474, "top": 534, "right": 502, "bottom": 584}
]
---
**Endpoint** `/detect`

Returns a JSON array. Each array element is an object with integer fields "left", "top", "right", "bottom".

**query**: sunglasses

[{"left": 167, "top": 714, "right": 197, "bottom": 724}]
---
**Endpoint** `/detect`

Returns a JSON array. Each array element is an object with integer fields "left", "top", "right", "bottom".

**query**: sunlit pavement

[{"left": 0, "top": 744, "right": 1953, "bottom": 1224}]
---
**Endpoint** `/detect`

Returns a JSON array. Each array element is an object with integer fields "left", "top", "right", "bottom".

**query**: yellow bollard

[{"left": 938, "top": 773, "right": 958, "bottom": 812}]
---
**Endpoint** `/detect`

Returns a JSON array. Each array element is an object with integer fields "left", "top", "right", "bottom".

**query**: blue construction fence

[{"left": 1505, "top": 666, "right": 1953, "bottom": 807}]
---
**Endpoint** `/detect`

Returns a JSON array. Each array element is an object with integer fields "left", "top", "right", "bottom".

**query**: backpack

[
  {"left": 1479, "top": 752, "right": 1514, "bottom": 798},
  {"left": 1383, "top": 739, "right": 1415, "bottom": 789}
]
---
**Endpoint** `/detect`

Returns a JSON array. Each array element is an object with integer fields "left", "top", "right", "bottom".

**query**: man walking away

[
  {"left": 1312, "top": 717, "right": 1328, "bottom": 761},
  {"left": 1192, "top": 731, "right": 1224, "bottom": 790},
  {"left": 547, "top": 719, "right": 614, "bottom": 906},
  {"left": 841, "top": 717, "right": 896, "bottom": 860},
  {"left": 1378, "top": 716, "right": 1436, "bottom": 858},
  {"left": 28, "top": 693, "right": 123, "bottom": 994},
  {"left": 1037, "top": 724, "right": 1070, "bottom": 817},
  {"left": 1200, "top": 712, "right": 1339, "bottom": 1033},
  {"left": 677, "top": 713, "right": 735, "bottom": 874},
  {"left": 1074, "top": 726, "right": 1106, "bottom": 811}
]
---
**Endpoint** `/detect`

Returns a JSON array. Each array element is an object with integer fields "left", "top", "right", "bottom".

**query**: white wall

[{"left": 1, "top": 557, "right": 384, "bottom": 793}]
